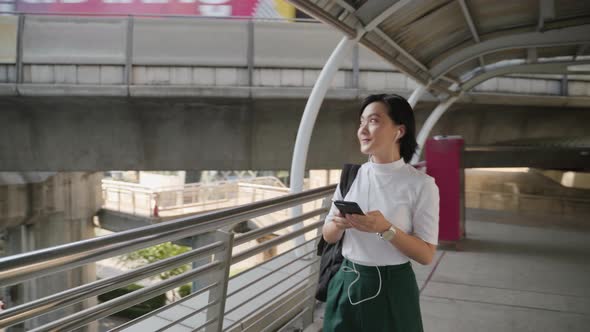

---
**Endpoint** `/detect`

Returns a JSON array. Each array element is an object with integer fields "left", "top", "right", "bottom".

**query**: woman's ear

[{"left": 396, "top": 125, "right": 406, "bottom": 142}]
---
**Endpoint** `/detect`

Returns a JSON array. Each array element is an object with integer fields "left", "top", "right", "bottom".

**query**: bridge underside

[{"left": 1, "top": 96, "right": 588, "bottom": 171}]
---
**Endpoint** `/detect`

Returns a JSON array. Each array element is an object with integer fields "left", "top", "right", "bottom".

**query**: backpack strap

[
  {"left": 339, "top": 164, "right": 361, "bottom": 198},
  {"left": 315, "top": 163, "right": 361, "bottom": 257}
]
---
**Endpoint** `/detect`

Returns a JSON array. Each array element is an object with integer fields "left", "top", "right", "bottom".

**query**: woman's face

[{"left": 357, "top": 101, "right": 400, "bottom": 156}]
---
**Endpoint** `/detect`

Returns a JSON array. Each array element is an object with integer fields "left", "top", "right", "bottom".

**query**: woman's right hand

[{"left": 331, "top": 212, "right": 353, "bottom": 230}]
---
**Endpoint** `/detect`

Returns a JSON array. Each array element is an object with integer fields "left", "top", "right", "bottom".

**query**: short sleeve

[
  {"left": 412, "top": 177, "right": 440, "bottom": 245},
  {"left": 324, "top": 183, "right": 343, "bottom": 225}
]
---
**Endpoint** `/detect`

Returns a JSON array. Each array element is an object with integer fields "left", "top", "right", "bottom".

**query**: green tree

[{"left": 120, "top": 242, "right": 191, "bottom": 280}]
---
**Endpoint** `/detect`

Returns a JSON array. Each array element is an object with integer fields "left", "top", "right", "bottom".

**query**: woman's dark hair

[{"left": 360, "top": 94, "right": 418, "bottom": 164}]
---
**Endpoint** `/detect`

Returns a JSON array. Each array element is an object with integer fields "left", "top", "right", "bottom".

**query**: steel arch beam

[
  {"left": 429, "top": 24, "right": 590, "bottom": 80},
  {"left": 461, "top": 60, "right": 590, "bottom": 91}
]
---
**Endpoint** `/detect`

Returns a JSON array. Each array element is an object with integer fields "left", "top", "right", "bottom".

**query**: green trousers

[{"left": 323, "top": 259, "right": 424, "bottom": 332}]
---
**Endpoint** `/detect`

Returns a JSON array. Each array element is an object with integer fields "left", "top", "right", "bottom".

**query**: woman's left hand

[{"left": 346, "top": 211, "right": 392, "bottom": 234}]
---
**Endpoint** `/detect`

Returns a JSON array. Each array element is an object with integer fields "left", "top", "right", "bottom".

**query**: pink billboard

[{"left": 15, "top": 0, "right": 263, "bottom": 17}]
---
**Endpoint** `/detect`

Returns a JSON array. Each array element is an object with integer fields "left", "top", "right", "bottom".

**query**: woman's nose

[{"left": 358, "top": 122, "right": 368, "bottom": 132}]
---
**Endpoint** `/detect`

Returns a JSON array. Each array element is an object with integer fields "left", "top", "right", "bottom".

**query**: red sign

[{"left": 16, "top": 0, "right": 261, "bottom": 17}]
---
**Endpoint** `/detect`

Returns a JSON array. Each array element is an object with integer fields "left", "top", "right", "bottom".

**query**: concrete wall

[
  {"left": 465, "top": 169, "right": 590, "bottom": 219},
  {"left": 1, "top": 14, "right": 590, "bottom": 101},
  {"left": 0, "top": 96, "right": 589, "bottom": 171},
  {"left": 0, "top": 15, "right": 17, "bottom": 64},
  {"left": 0, "top": 172, "right": 102, "bottom": 331}
]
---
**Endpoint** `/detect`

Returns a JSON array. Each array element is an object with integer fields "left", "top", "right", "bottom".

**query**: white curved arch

[{"left": 429, "top": 25, "right": 590, "bottom": 80}]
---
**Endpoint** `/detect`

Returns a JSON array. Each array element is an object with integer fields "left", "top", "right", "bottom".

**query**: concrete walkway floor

[{"left": 313, "top": 210, "right": 590, "bottom": 332}]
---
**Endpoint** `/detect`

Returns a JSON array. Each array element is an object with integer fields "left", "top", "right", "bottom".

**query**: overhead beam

[
  {"left": 289, "top": 0, "right": 456, "bottom": 95},
  {"left": 527, "top": 48, "right": 538, "bottom": 63},
  {"left": 429, "top": 24, "right": 590, "bottom": 80},
  {"left": 359, "top": 37, "right": 429, "bottom": 87},
  {"left": 361, "top": 0, "right": 413, "bottom": 31},
  {"left": 464, "top": 92, "right": 590, "bottom": 108},
  {"left": 460, "top": 60, "right": 590, "bottom": 91},
  {"left": 355, "top": 0, "right": 428, "bottom": 72},
  {"left": 463, "top": 146, "right": 589, "bottom": 169},
  {"left": 286, "top": 0, "right": 357, "bottom": 37},
  {"left": 373, "top": 28, "right": 428, "bottom": 71},
  {"left": 574, "top": 44, "right": 589, "bottom": 60},
  {"left": 458, "top": 0, "right": 480, "bottom": 43},
  {"left": 333, "top": 0, "right": 355, "bottom": 13},
  {"left": 458, "top": 0, "right": 485, "bottom": 67},
  {"left": 561, "top": 74, "right": 568, "bottom": 96},
  {"left": 355, "top": 0, "right": 458, "bottom": 92},
  {"left": 537, "top": 0, "right": 555, "bottom": 31}
]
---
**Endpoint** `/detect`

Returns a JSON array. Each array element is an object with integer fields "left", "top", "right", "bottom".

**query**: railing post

[
  {"left": 131, "top": 191, "right": 136, "bottom": 216},
  {"left": 206, "top": 230, "right": 234, "bottom": 332},
  {"left": 352, "top": 43, "right": 359, "bottom": 88},
  {"left": 247, "top": 19, "right": 254, "bottom": 87},
  {"left": 125, "top": 15, "right": 134, "bottom": 89},
  {"left": 16, "top": 13, "right": 24, "bottom": 84},
  {"left": 189, "top": 232, "right": 217, "bottom": 311}
]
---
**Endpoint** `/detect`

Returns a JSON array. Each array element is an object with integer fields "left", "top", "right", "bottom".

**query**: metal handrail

[
  {"left": 222, "top": 259, "right": 318, "bottom": 317},
  {"left": 245, "top": 284, "right": 315, "bottom": 332},
  {"left": 110, "top": 236, "right": 323, "bottom": 332},
  {"left": 228, "top": 238, "right": 319, "bottom": 291},
  {"left": 154, "top": 298, "right": 221, "bottom": 332},
  {"left": 109, "top": 283, "right": 218, "bottom": 332},
  {"left": 0, "top": 184, "right": 336, "bottom": 287},
  {"left": 226, "top": 247, "right": 318, "bottom": 300},
  {"left": 101, "top": 176, "right": 285, "bottom": 194},
  {"left": 223, "top": 272, "right": 319, "bottom": 332},
  {"left": 1, "top": 183, "right": 334, "bottom": 331},
  {"left": 233, "top": 209, "right": 325, "bottom": 245},
  {"left": 108, "top": 221, "right": 323, "bottom": 332},
  {"left": 465, "top": 189, "right": 590, "bottom": 203},
  {"left": 101, "top": 176, "right": 288, "bottom": 217},
  {"left": 0, "top": 240, "right": 224, "bottom": 327},
  {"left": 231, "top": 220, "right": 324, "bottom": 264},
  {"left": 30, "top": 260, "right": 224, "bottom": 332},
  {"left": 261, "top": 294, "right": 312, "bottom": 332}
]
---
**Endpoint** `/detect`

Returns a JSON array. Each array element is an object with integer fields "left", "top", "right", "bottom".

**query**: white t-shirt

[{"left": 324, "top": 158, "right": 440, "bottom": 266}]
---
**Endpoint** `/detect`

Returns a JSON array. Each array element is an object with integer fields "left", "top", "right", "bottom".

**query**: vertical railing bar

[{"left": 16, "top": 13, "right": 24, "bottom": 84}]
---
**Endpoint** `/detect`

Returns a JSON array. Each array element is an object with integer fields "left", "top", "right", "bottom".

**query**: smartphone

[{"left": 333, "top": 200, "right": 365, "bottom": 216}]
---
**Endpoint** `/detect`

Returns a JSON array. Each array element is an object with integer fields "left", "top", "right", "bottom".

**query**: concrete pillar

[{"left": 0, "top": 172, "right": 102, "bottom": 332}]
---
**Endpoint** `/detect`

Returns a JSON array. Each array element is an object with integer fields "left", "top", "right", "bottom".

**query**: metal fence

[
  {"left": 465, "top": 189, "right": 590, "bottom": 215},
  {"left": 0, "top": 184, "right": 336, "bottom": 331},
  {"left": 102, "top": 176, "right": 288, "bottom": 218}
]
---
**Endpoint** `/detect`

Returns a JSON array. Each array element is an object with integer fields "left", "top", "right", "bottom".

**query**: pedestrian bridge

[
  {"left": 1, "top": 0, "right": 590, "bottom": 331},
  {"left": 1, "top": 13, "right": 590, "bottom": 171},
  {"left": 1, "top": 14, "right": 588, "bottom": 101},
  {"left": 2, "top": 173, "right": 589, "bottom": 332}
]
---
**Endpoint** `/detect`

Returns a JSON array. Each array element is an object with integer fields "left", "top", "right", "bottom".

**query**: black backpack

[{"left": 315, "top": 163, "right": 361, "bottom": 302}]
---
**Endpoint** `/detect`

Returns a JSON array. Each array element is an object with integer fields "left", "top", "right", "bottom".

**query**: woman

[{"left": 322, "top": 94, "right": 439, "bottom": 331}]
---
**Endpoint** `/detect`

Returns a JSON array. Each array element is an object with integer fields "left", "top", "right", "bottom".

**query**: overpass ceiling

[
  {"left": 287, "top": 0, "right": 590, "bottom": 97},
  {"left": 492, "top": 136, "right": 590, "bottom": 148}
]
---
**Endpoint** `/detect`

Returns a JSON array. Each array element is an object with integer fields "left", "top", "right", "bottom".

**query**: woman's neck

[{"left": 371, "top": 150, "right": 402, "bottom": 164}]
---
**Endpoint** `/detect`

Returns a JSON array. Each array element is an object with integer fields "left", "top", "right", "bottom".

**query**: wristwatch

[{"left": 378, "top": 225, "right": 397, "bottom": 241}]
